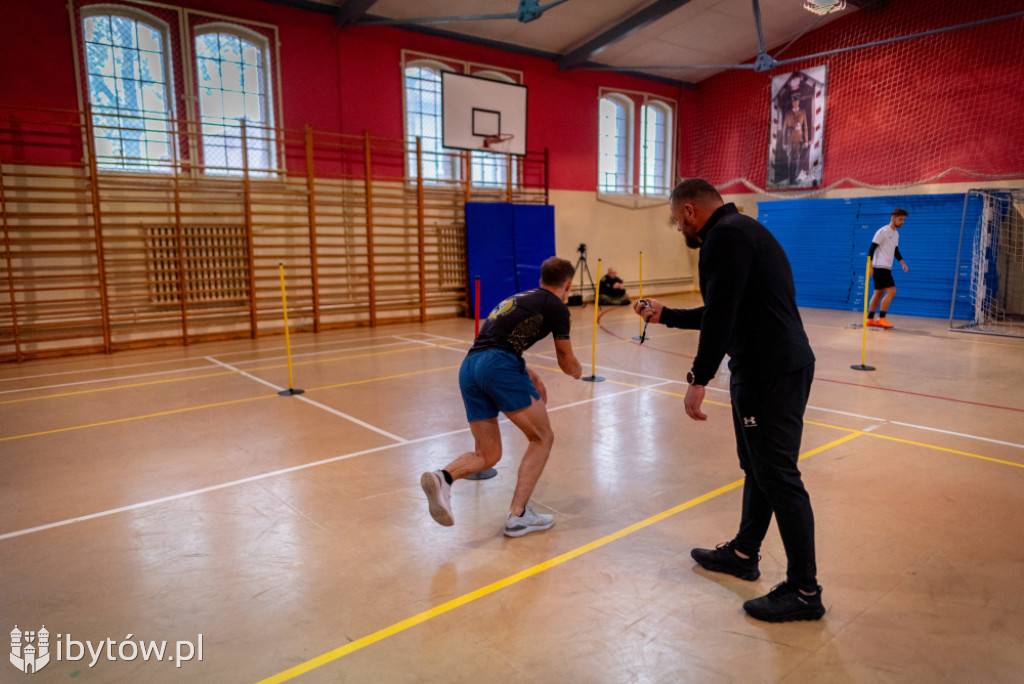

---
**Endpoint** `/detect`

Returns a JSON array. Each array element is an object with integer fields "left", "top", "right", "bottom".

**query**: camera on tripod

[{"left": 569, "top": 243, "right": 592, "bottom": 307}]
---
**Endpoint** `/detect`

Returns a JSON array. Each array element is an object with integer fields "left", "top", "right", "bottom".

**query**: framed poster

[{"left": 768, "top": 66, "right": 827, "bottom": 190}]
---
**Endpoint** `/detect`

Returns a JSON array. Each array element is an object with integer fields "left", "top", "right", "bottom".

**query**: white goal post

[{"left": 949, "top": 189, "right": 1024, "bottom": 337}]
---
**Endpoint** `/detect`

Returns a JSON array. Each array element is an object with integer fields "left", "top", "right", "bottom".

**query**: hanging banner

[{"left": 768, "top": 66, "right": 827, "bottom": 190}]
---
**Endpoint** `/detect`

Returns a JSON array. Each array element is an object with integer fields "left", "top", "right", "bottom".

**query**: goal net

[{"left": 950, "top": 189, "right": 1024, "bottom": 337}]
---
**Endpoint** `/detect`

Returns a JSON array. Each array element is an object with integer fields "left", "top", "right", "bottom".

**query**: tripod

[{"left": 573, "top": 247, "right": 595, "bottom": 305}]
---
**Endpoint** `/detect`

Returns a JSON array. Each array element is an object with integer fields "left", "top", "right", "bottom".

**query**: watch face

[{"left": 686, "top": 371, "right": 694, "bottom": 384}]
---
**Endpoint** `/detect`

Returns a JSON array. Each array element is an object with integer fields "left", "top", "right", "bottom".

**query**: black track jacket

[{"left": 660, "top": 203, "right": 814, "bottom": 386}]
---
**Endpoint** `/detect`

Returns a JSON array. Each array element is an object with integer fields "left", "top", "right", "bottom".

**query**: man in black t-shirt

[
  {"left": 421, "top": 257, "right": 582, "bottom": 538},
  {"left": 634, "top": 179, "right": 824, "bottom": 623}
]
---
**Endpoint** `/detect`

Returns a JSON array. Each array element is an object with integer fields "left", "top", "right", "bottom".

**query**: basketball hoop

[{"left": 482, "top": 133, "right": 515, "bottom": 150}]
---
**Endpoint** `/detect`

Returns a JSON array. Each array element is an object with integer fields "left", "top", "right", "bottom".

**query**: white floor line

[
  {"left": 534, "top": 354, "right": 1019, "bottom": 448},
  {"left": 0, "top": 333, "right": 433, "bottom": 385},
  {"left": 0, "top": 364, "right": 221, "bottom": 395},
  {"left": 0, "top": 377, "right": 651, "bottom": 542},
  {"left": 888, "top": 422, "right": 1024, "bottom": 450},
  {"left": 205, "top": 357, "right": 408, "bottom": 444},
  {"left": 0, "top": 340, "right": 429, "bottom": 395},
  {"left": 805, "top": 406, "right": 888, "bottom": 423}
]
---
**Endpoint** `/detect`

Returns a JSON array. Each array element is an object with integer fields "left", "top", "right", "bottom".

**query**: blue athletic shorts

[{"left": 459, "top": 349, "right": 540, "bottom": 422}]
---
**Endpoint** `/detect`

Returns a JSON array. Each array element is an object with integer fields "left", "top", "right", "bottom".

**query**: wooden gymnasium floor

[{"left": 2, "top": 294, "right": 1023, "bottom": 683}]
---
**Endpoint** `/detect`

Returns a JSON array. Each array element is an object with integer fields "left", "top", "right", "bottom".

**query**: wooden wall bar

[{"left": 0, "top": 108, "right": 549, "bottom": 362}]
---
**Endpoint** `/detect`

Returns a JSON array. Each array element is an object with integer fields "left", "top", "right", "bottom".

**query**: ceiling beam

[
  {"left": 558, "top": 0, "right": 692, "bottom": 71},
  {"left": 335, "top": 0, "right": 379, "bottom": 27}
]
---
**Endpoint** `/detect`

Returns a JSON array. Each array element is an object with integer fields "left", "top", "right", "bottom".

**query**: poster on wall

[{"left": 767, "top": 66, "right": 827, "bottom": 190}]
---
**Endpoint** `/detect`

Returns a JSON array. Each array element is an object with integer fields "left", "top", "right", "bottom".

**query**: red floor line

[{"left": 595, "top": 309, "right": 1024, "bottom": 414}]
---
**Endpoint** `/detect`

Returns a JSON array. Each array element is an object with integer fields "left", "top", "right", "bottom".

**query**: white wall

[{"left": 551, "top": 189, "right": 697, "bottom": 300}]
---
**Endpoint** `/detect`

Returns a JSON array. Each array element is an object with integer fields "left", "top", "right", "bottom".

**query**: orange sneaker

[
  {"left": 866, "top": 319, "right": 879, "bottom": 327},
  {"left": 876, "top": 318, "right": 894, "bottom": 328}
]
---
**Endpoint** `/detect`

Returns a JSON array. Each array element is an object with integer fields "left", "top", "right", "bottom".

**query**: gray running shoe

[
  {"left": 503, "top": 505, "right": 554, "bottom": 537},
  {"left": 421, "top": 470, "right": 453, "bottom": 526}
]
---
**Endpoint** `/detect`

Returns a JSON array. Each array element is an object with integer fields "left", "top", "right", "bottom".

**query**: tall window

[
  {"left": 404, "top": 63, "right": 455, "bottom": 182},
  {"left": 598, "top": 96, "right": 631, "bottom": 193},
  {"left": 195, "top": 27, "right": 273, "bottom": 176},
  {"left": 599, "top": 91, "right": 675, "bottom": 198},
  {"left": 640, "top": 102, "right": 672, "bottom": 196},
  {"left": 82, "top": 8, "right": 174, "bottom": 171},
  {"left": 77, "top": 2, "right": 280, "bottom": 176},
  {"left": 470, "top": 71, "right": 518, "bottom": 189}
]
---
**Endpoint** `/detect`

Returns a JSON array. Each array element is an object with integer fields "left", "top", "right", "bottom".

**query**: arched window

[
  {"left": 470, "top": 71, "right": 519, "bottom": 189},
  {"left": 404, "top": 61, "right": 457, "bottom": 182},
  {"left": 195, "top": 25, "right": 274, "bottom": 176},
  {"left": 598, "top": 95, "right": 632, "bottom": 194},
  {"left": 82, "top": 7, "right": 174, "bottom": 171},
  {"left": 640, "top": 102, "right": 672, "bottom": 196}
]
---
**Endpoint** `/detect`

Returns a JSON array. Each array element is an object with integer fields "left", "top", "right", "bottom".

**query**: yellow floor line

[
  {"left": 256, "top": 431, "right": 861, "bottom": 684},
  {"left": 0, "top": 345, "right": 431, "bottom": 405},
  {"left": 0, "top": 363, "right": 460, "bottom": 442}
]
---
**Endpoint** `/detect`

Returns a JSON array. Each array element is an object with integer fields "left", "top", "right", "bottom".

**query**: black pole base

[
  {"left": 467, "top": 468, "right": 497, "bottom": 480},
  {"left": 850, "top": 364, "right": 876, "bottom": 372},
  {"left": 582, "top": 375, "right": 606, "bottom": 382},
  {"left": 278, "top": 388, "right": 306, "bottom": 395}
]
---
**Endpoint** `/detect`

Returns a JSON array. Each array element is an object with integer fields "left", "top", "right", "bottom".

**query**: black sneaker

[
  {"left": 743, "top": 582, "right": 825, "bottom": 623},
  {"left": 690, "top": 540, "right": 760, "bottom": 581}
]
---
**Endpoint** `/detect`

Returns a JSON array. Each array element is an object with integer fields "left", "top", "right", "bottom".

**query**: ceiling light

[{"left": 803, "top": 0, "right": 847, "bottom": 15}]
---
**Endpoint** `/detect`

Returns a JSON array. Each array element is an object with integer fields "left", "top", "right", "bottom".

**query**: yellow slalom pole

[
  {"left": 851, "top": 256, "right": 875, "bottom": 372},
  {"left": 638, "top": 251, "right": 643, "bottom": 336},
  {"left": 583, "top": 257, "right": 605, "bottom": 382},
  {"left": 278, "top": 263, "right": 306, "bottom": 395}
]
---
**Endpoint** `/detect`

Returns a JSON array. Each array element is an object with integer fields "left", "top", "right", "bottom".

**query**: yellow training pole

[
  {"left": 278, "top": 263, "right": 306, "bottom": 394},
  {"left": 633, "top": 250, "right": 645, "bottom": 340},
  {"left": 851, "top": 256, "right": 875, "bottom": 372},
  {"left": 583, "top": 257, "right": 605, "bottom": 382}
]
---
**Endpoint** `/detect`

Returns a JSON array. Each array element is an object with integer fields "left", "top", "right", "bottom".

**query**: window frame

[
  {"left": 192, "top": 22, "right": 277, "bottom": 177},
  {"left": 640, "top": 100, "right": 673, "bottom": 197},
  {"left": 598, "top": 88, "right": 677, "bottom": 199},
  {"left": 598, "top": 93, "right": 634, "bottom": 195},
  {"left": 402, "top": 58, "right": 461, "bottom": 185},
  {"left": 468, "top": 69, "right": 520, "bottom": 190},
  {"left": 79, "top": 4, "right": 178, "bottom": 173},
  {"left": 70, "top": 0, "right": 284, "bottom": 178},
  {"left": 400, "top": 50, "right": 524, "bottom": 189}
]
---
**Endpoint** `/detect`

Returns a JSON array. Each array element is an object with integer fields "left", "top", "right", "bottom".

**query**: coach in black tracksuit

[{"left": 634, "top": 178, "right": 824, "bottom": 623}]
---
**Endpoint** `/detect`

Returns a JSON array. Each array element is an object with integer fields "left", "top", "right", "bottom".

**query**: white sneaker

[
  {"left": 503, "top": 505, "right": 554, "bottom": 537},
  {"left": 420, "top": 470, "right": 453, "bottom": 526}
]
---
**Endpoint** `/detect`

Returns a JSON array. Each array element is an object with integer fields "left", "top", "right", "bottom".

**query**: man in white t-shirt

[{"left": 866, "top": 208, "right": 909, "bottom": 328}]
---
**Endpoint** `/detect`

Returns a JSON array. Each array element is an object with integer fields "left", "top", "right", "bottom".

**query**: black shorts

[{"left": 872, "top": 268, "right": 895, "bottom": 290}]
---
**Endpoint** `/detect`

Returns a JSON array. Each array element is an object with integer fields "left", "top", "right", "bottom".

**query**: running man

[{"left": 421, "top": 256, "right": 582, "bottom": 537}]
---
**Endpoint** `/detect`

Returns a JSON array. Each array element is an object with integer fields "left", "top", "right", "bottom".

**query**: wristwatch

[{"left": 686, "top": 370, "right": 695, "bottom": 385}]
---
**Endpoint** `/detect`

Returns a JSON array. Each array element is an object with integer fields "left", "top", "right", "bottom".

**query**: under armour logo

[{"left": 743, "top": 416, "right": 757, "bottom": 428}]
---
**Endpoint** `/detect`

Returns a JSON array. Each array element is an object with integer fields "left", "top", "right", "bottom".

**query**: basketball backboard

[{"left": 442, "top": 72, "right": 527, "bottom": 156}]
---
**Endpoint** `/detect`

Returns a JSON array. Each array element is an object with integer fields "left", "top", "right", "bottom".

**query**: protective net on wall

[
  {"left": 687, "top": 0, "right": 1024, "bottom": 197},
  {"left": 950, "top": 189, "right": 1024, "bottom": 337}
]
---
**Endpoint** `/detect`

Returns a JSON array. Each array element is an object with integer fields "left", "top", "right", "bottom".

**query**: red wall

[
  {"left": 0, "top": 0, "right": 684, "bottom": 192},
  {"left": 685, "top": 0, "right": 1024, "bottom": 191},
  {"left": 2, "top": 0, "right": 1020, "bottom": 191}
]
